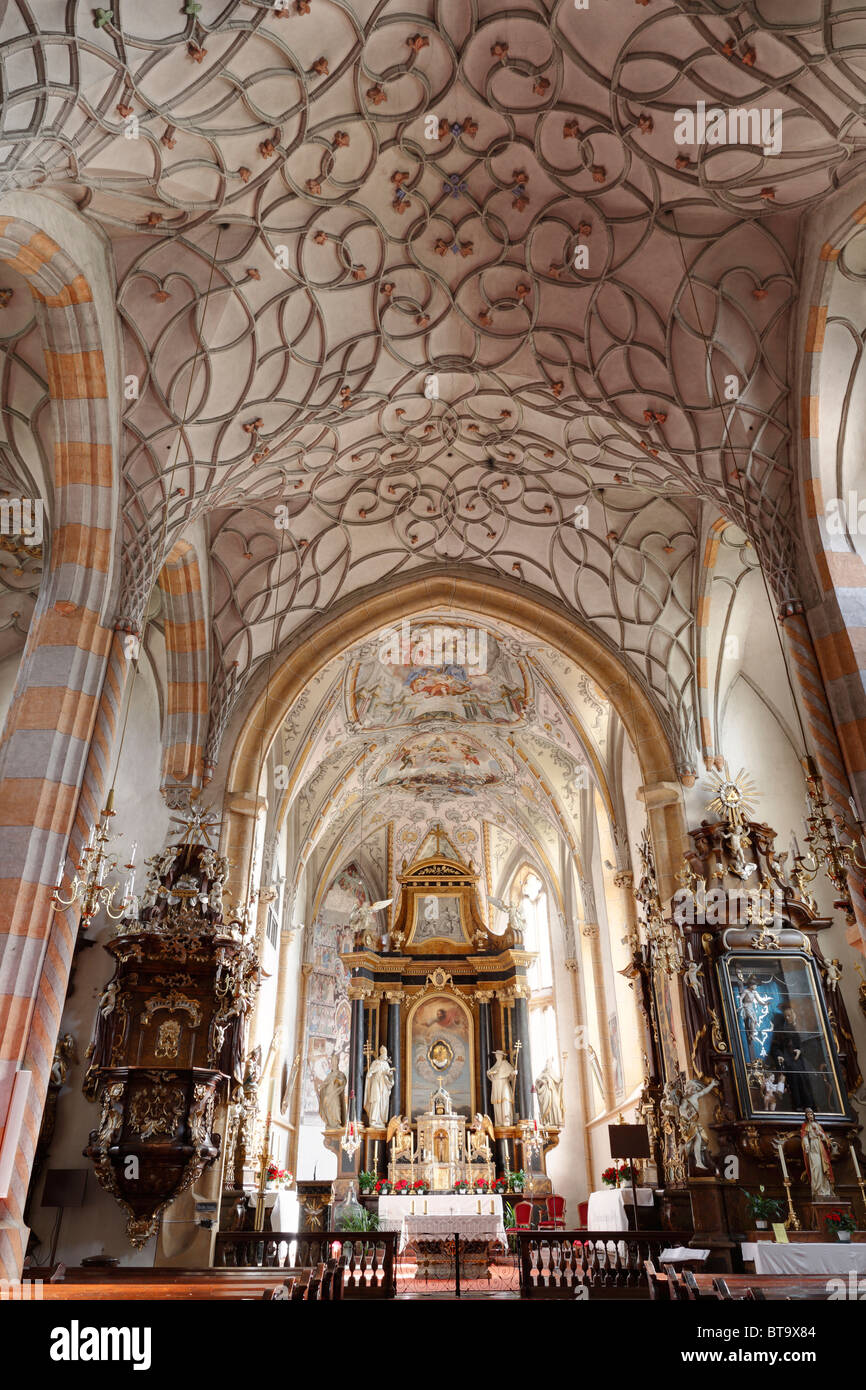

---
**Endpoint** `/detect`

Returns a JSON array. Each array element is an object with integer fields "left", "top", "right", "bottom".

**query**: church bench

[
  {"left": 34, "top": 1281, "right": 297, "bottom": 1301},
  {"left": 686, "top": 1272, "right": 838, "bottom": 1301}
]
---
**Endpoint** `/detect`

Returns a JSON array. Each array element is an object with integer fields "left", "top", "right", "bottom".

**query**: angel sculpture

[
  {"left": 487, "top": 896, "right": 527, "bottom": 943},
  {"left": 467, "top": 1112, "right": 495, "bottom": 1162},
  {"left": 386, "top": 1114, "right": 414, "bottom": 1163},
  {"left": 349, "top": 898, "right": 392, "bottom": 949}
]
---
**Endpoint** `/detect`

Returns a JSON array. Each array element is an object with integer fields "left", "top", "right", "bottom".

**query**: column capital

[
  {"left": 384, "top": 989, "right": 405, "bottom": 1004},
  {"left": 613, "top": 870, "right": 633, "bottom": 891}
]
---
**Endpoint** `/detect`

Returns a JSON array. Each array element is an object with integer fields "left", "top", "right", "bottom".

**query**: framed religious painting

[{"left": 716, "top": 950, "right": 850, "bottom": 1121}]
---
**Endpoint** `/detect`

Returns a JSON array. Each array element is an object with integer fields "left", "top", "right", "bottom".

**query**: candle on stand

[
  {"left": 851, "top": 1146, "right": 862, "bottom": 1181},
  {"left": 128, "top": 840, "right": 137, "bottom": 866},
  {"left": 775, "top": 1139, "right": 788, "bottom": 1180}
]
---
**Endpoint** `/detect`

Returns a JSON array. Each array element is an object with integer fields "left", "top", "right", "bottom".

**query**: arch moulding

[{"left": 219, "top": 576, "right": 688, "bottom": 910}]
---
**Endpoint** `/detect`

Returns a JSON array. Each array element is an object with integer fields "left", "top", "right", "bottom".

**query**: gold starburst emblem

[{"left": 705, "top": 766, "right": 758, "bottom": 825}]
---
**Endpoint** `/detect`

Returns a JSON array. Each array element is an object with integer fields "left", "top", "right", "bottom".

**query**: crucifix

[{"left": 433, "top": 822, "right": 444, "bottom": 854}]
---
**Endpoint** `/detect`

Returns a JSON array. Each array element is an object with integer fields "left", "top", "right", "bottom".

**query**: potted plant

[
  {"left": 744, "top": 1186, "right": 783, "bottom": 1230},
  {"left": 412, "top": 1177, "right": 429, "bottom": 1196},
  {"left": 825, "top": 1210, "right": 857, "bottom": 1243},
  {"left": 265, "top": 1160, "right": 284, "bottom": 1190},
  {"left": 339, "top": 1208, "right": 379, "bottom": 1233},
  {"left": 453, "top": 1178, "right": 469, "bottom": 1194},
  {"left": 393, "top": 1177, "right": 409, "bottom": 1196},
  {"left": 358, "top": 1170, "right": 377, "bottom": 1195},
  {"left": 374, "top": 1177, "right": 392, "bottom": 1197},
  {"left": 473, "top": 1177, "right": 489, "bottom": 1193},
  {"left": 492, "top": 1176, "right": 508, "bottom": 1195},
  {"left": 601, "top": 1165, "right": 620, "bottom": 1190},
  {"left": 617, "top": 1163, "right": 635, "bottom": 1188},
  {"left": 509, "top": 1169, "right": 526, "bottom": 1194}
]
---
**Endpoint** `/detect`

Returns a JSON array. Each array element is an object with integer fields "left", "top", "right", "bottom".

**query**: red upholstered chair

[
  {"left": 506, "top": 1200, "right": 534, "bottom": 1233},
  {"left": 577, "top": 1200, "right": 589, "bottom": 1228},
  {"left": 539, "top": 1194, "right": 566, "bottom": 1230}
]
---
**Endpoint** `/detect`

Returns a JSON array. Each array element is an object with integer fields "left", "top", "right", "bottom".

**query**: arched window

[
  {"left": 515, "top": 868, "right": 552, "bottom": 991},
  {"left": 511, "top": 866, "right": 559, "bottom": 1071}
]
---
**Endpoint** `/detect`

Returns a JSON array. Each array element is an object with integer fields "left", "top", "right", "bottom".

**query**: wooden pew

[{"left": 693, "top": 1272, "right": 837, "bottom": 1301}]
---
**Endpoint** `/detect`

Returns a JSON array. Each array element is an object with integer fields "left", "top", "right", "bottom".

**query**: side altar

[{"left": 320, "top": 831, "right": 561, "bottom": 1195}]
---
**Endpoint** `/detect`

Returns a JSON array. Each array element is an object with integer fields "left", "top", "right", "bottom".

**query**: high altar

[{"left": 326, "top": 831, "right": 560, "bottom": 1192}]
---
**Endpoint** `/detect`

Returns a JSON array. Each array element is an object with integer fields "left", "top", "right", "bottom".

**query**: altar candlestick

[
  {"left": 775, "top": 1140, "right": 788, "bottom": 1180},
  {"left": 851, "top": 1146, "right": 861, "bottom": 1180}
]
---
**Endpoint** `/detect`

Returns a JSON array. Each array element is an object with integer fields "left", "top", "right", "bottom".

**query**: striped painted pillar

[
  {"left": 0, "top": 219, "right": 118, "bottom": 1278},
  {"left": 157, "top": 541, "right": 208, "bottom": 793}
]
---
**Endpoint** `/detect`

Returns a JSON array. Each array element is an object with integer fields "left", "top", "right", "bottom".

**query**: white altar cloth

[
  {"left": 378, "top": 1194, "right": 506, "bottom": 1251},
  {"left": 586, "top": 1187, "right": 655, "bottom": 1231},
  {"left": 754, "top": 1241, "right": 866, "bottom": 1276}
]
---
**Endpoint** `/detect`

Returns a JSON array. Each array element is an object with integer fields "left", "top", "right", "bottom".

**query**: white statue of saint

[
  {"left": 535, "top": 1058, "right": 564, "bottom": 1127},
  {"left": 487, "top": 1049, "right": 517, "bottom": 1127},
  {"left": 363, "top": 1045, "right": 395, "bottom": 1128}
]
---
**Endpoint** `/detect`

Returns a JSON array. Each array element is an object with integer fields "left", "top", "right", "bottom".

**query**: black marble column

[
  {"left": 348, "top": 994, "right": 365, "bottom": 1122},
  {"left": 478, "top": 998, "right": 493, "bottom": 1116},
  {"left": 513, "top": 994, "right": 533, "bottom": 1119},
  {"left": 386, "top": 992, "right": 402, "bottom": 1119}
]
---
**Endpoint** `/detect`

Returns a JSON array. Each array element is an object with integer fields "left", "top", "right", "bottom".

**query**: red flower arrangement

[
  {"left": 374, "top": 1178, "right": 392, "bottom": 1195},
  {"left": 492, "top": 1177, "right": 508, "bottom": 1193},
  {"left": 266, "top": 1162, "right": 285, "bottom": 1183},
  {"left": 412, "top": 1178, "right": 428, "bottom": 1191},
  {"left": 601, "top": 1165, "right": 620, "bottom": 1188},
  {"left": 825, "top": 1210, "right": 856, "bottom": 1233},
  {"left": 393, "top": 1178, "right": 409, "bottom": 1194},
  {"left": 473, "top": 1178, "right": 489, "bottom": 1192}
]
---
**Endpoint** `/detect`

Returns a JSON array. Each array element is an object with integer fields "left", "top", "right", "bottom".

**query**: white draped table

[
  {"left": 378, "top": 1194, "right": 506, "bottom": 1252},
  {"left": 586, "top": 1187, "right": 655, "bottom": 1232},
  {"left": 754, "top": 1241, "right": 866, "bottom": 1276}
]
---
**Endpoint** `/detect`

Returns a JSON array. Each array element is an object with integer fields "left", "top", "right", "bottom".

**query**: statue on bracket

[
  {"left": 535, "top": 1058, "right": 564, "bottom": 1127},
  {"left": 487, "top": 1049, "right": 517, "bottom": 1126},
  {"left": 316, "top": 1053, "right": 348, "bottom": 1129},
  {"left": 364, "top": 1045, "right": 395, "bottom": 1127}
]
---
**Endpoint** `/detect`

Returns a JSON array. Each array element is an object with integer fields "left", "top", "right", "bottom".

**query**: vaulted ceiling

[
  {"left": 1, "top": 0, "right": 864, "bottom": 774},
  {"left": 274, "top": 611, "right": 615, "bottom": 918}
]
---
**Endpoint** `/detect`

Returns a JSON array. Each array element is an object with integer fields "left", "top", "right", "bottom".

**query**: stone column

[
  {"left": 385, "top": 990, "right": 403, "bottom": 1119},
  {"left": 512, "top": 989, "right": 533, "bottom": 1119},
  {"left": 478, "top": 995, "right": 493, "bottom": 1115}
]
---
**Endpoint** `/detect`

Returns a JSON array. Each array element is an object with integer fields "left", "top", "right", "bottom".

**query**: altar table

[
  {"left": 586, "top": 1187, "right": 655, "bottom": 1232},
  {"left": 754, "top": 1241, "right": 866, "bottom": 1277},
  {"left": 378, "top": 1193, "right": 503, "bottom": 1230},
  {"left": 377, "top": 1194, "right": 506, "bottom": 1266}
]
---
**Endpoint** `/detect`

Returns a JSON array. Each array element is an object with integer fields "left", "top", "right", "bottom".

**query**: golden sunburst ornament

[{"left": 705, "top": 766, "right": 759, "bottom": 825}]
